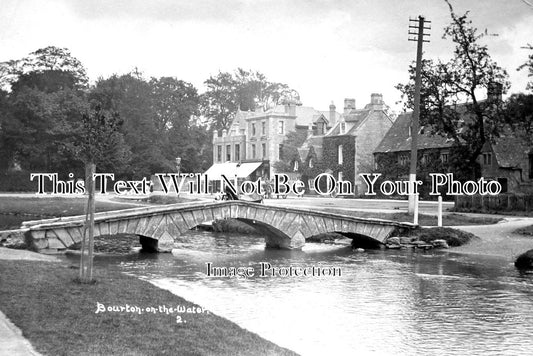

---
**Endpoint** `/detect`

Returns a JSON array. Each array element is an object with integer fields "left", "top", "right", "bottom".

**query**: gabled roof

[
  {"left": 374, "top": 112, "right": 454, "bottom": 153},
  {"left": 488, "top": 132, "right": 532, "bottom": 169},
  {"left": 298, "top": 135, "right": 324, "bottom": 161}
]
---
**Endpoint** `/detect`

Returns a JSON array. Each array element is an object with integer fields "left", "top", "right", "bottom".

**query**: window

[
  {"left": 293, "top": 160, "right": 299, "bottom": 171},
  {"left": 338, "top": 144, "right": 343, "bottom": 165},
  {"left": 318, "top": 122, "right": 325, "bottom": 135},
  {"left": 483, "top": 153, "right": 492, "bottom": 166},
  {"left": 440, "top": 153, "right": 449, "bottom": 163},
  {"left": 226, "top": 145, "right": 231, "bottom": 161},
  {"left": 408, "top": 126, "right": 412, "bottom": 137},
  {"left": 261, "top": 121, "right": 266, "bottom": 135},
  {"left": 252, "top": 123, "right": 256, "bottom": 136},
  {"left": 399, "top": 154, "right": 409, "bottom": 166},
  {"left": 279, "top": 144, "right": 284, "bottom": 160},
  {"left": 252, "top": 144, "right": 256, "bottom": 159},
  {"left": 278, "top": 120, "right": 284, "bottom": 134},
  {"left": 235, "top": 144, "right": 240, "bottom": 161},
  {"left": 309, "top": 158, "right": 314, "bottom": 168},
  {"left": 340, "top": 122, "right": 346, "bottom": 134},
  {"left": 217, "top": 145, "right": 222, "bottom": 162},
  {"left": 262, "top": 143, "right": 266, "bottom": 159}
]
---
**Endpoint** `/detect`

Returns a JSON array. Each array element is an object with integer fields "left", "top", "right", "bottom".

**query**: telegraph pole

[{"left": 407, "top": 16, "right": 430, "bottom": 216}]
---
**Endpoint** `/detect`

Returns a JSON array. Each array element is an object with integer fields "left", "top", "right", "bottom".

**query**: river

[{"left": 60, "top": 223, "right": 533, "bottom": 356}]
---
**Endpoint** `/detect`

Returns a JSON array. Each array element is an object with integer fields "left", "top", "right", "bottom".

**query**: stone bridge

[{"left": 21, "top": 201, "right": 416, "bottom": 252}]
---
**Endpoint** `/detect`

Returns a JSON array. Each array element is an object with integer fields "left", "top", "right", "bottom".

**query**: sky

[{"left": 1, "top": 0, "right": 532, "bottom": 113}]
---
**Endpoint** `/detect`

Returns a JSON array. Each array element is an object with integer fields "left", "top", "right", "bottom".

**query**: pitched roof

[
  {"left": 374, "top": 112, "right": 454, "bottom": 153},
  {"left": 490, "top": 132, "right": 532, "bottom": 168}
]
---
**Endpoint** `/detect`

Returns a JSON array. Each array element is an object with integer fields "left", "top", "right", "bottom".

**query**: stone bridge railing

[{"left": 20, "top": 201, "right": 416, "bottom": 252}]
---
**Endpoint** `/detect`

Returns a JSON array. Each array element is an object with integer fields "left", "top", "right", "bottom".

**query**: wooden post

[
  {"left": 438, "top": 195, "right": 443, "bottom": 227},
  {"left": 80, "top": 162, "right": 96, "bottom": 282}
]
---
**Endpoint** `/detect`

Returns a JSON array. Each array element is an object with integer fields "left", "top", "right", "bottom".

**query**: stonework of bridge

[{"left": 21, "top": 201, "right": 416, "bottom": 252}]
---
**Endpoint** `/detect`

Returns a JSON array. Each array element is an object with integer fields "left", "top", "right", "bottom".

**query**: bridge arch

[{"left": 21, "top": 201, "right": 415, "bottom": 252}]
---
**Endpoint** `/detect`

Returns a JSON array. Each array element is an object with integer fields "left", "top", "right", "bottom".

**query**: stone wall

[{"left": 455, "top": 193, "right": 533, "bottom": 212}]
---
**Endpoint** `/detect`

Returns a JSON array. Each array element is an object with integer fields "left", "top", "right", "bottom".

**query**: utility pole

[{"left": 407, "top": 16, "right": 430, "bottom": 216}]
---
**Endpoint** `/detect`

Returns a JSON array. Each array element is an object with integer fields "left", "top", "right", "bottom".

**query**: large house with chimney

[
  {"left": 205, "top": 100, "right": 341, "bottom": 185},
  {"left": 297, "top": 93, "right": 395, "bottom": 194},
  {"left": 374, "top": 86, "right": 533, "bottom": 194}
]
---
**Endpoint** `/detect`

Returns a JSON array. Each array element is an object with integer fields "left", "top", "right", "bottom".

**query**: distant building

[
  {"left": 206, "top": 101, "right": 341, "bottom": 186},
  {"left": 374, "top": 100, "right": 533, "bottom": 193},
  {"left": 299, "top": 94, "right": 395, "bottom": 195}
]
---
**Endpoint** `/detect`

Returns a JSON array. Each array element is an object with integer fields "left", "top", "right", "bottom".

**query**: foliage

[
  {"left": 415, "top": 227, "right": 479, "bottom": 246},
  {"left": 3, "top": 70, "right": 88, "bottom": 173},
  {"left": 200, "top": 68, "right": 299, "bottom": 131},
  {"left": 0, "top": 46, "right": 88, "bottom": 90},
  {"left": 518, "top": 44, "right": 533, "bottom": 91},
  {"left": 503, "top": 93, "right": 533, "bottom": 144},
  {"left": 272, "top": 130, "right": 308, "bottom": 173},
  {"left": 395, "top": 0, "right": 509, "bottom": 179}
]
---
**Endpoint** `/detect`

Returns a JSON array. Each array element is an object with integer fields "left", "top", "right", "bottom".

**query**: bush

[{"left": 414, "top": 227, "right": 479, "bottom": 247}]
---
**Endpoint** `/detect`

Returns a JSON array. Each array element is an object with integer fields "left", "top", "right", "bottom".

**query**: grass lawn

[
  {"left": 318, "top": 208, "right": 501, "bottom": 226},
  {"left": 0, "top": 260, "right": 297, "bottom": 356},
  {"left": 0, "top": 196, "right": 142, "bottom": 218}
]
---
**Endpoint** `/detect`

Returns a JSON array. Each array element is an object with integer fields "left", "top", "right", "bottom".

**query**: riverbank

[{"left": 0, "top": 249, "right": 297, "bottom": 356}]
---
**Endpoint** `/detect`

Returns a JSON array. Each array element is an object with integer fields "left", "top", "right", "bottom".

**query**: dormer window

[{"left": 340, "top": 122, "right": 346, "bottom": 134}]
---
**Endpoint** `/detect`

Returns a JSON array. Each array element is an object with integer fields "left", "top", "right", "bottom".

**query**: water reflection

[{"left": 75, "top": 230, "right": 533, "bottom": 356}]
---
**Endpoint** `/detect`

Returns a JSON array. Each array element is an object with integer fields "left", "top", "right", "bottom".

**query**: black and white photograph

[{"left": 1, "top": 0, "right": 533, "bottom": 355}]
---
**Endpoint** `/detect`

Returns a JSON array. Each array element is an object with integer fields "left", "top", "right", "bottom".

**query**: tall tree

[
  {"left": 4, "top": 70, "right": 87, "bottom": 173},
  {"left": 396, "top": 0, "right": 509, "bottom": 179},
  {"left": 0, "top": 46, "right": 88, "bottom": 90},
  {"left": 518, "top": 44, "right": 533, "bottom": 91},
  {"left": 77, "top": 105, "right": 125, "bottom": 283},
  {"left": 201, "top": 68, "right": 300, "bottom": 131}
]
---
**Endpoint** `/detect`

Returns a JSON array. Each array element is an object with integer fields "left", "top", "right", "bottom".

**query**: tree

[
  {"left": 518, "top": 44, "right": 533, "bottom": 91},
  {"left": 0, "top": 46, "right": 88, "bottom": 90},
  {"left": 3, "top": 70, "right": 88, "bottom": 173},
  {"left": 396, "top": 0, "right": 509, "bottom": 179},
  {"left": 200, "top": 69, "right": 300, "bottom": 131},
  {"left": 77, "top": 105, "right": 125, "bottom": 283},
  {"left": 272, "top": 130, "right": 308, "bottom": 173}
]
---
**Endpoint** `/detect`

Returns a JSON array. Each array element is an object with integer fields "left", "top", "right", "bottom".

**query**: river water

[{"left": 74, "top": 227, "right": 533, "bottom": 356}]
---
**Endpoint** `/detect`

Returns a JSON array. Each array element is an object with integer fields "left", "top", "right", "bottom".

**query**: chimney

[
  {"left": 329, "top": 101, "right": 336, "bottom": 127},
  {"left": 487, "top": 82, "right": 502, "bottom": 102},
  {"left": 344, "top": 98, "right": 355, "bottom": 115},
  {"left": 370, "top": 93, "right": 383, "bottom": 105},
  {"left": 284, "top": 102, "right": 297, "bottom": 116}
]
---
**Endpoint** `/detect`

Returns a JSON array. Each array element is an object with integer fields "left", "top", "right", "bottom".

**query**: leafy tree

[
  {"left": 272, "top": 130, "right": 308, "bottom": 173},
  {"left": 0, "top": 46, "right": 88, "bottom": 90},
  {"left": 518, "top": 44, "right": 533, "bottom": 91},
  {"left": 396, "top": 0, "right": 509, "bottom": 179},
  {"left": 90, "top": 73, "right": 169, "bottom": 178},
  {"left": 201, "top": 68, "right": 299, "bottom": 131},
  {"left": 77, "top": 106, "right": 126, "bottom": 283},
  {"left": 504, "top": 93, "right": 533, "bottom": 145},
  {"left": 4, "top": 70, "right": 87, "bottom": 173}
]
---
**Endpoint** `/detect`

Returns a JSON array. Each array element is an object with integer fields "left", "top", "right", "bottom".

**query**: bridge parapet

[{"left": 21, "top": 201, "right": 416, "bottom": 252}]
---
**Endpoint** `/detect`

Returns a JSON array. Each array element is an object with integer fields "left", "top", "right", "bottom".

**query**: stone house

[
  {"left": 373, "top": 112, "right": 533, "bottom": 194},
  {"left": 206, "top": 101, "right": 341, "bottom": 184},
  {"left": 298, "top": 93, "right": 395, "bottom": 195}
]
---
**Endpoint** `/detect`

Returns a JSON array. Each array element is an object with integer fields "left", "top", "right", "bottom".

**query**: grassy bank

[
  {"left": 0, "top": 196, "right": 142, "bottom": 218},
  {"left": 515, "top": 224, "right": 533, "bottom": 236},
  {"left": 0, "top": 260, "right": 297, "bottom": 356},
  {"left": 319, "top": 208, "right": 501, "bottom": 226}
]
